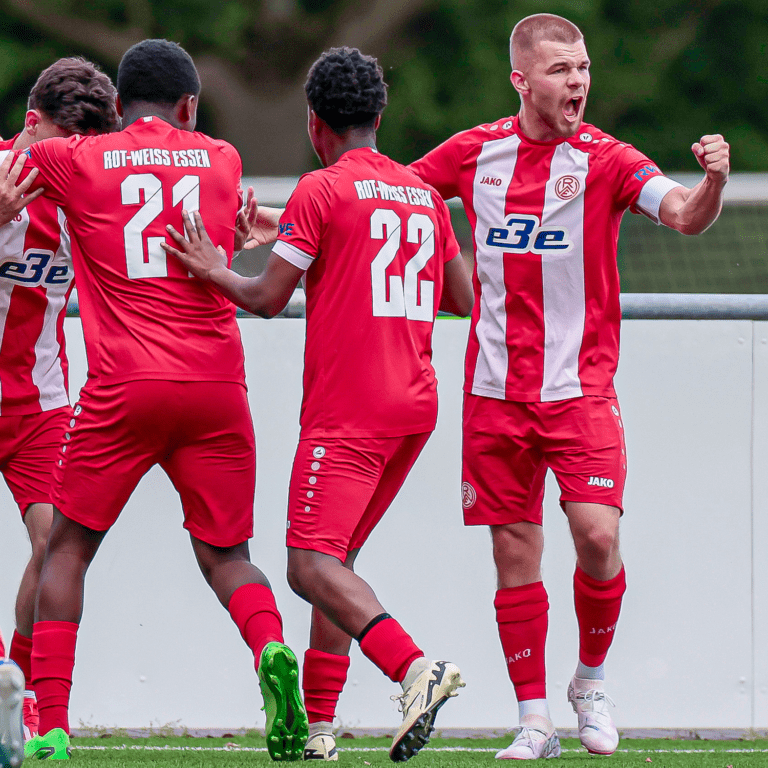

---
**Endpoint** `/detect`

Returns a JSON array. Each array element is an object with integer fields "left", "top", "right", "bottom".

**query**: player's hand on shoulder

[
  {"left": 162, "top": 209, "right": 228, "bottom": 281},
  {"left": 692, "top": 134, "right": 729, "bottom": 185},
  {"left": 0, "top": 152, "right": 44, "bottom": 226}
]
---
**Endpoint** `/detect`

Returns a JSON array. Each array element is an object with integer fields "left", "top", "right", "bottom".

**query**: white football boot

[
  {"left": 0, "top": 660, "right": 25, "bottom": 768},
  {"left": 567, "top": 676, "right": 619, "bottom": 755},
  {"left": 389, "top": 660, "right": 465, "bottom": 762},
  {"left": 303, "top": 731, "right": 338, "bottom": 761},
  {"left": 495, "top": 714, "right": 561, "bottom": 760}
]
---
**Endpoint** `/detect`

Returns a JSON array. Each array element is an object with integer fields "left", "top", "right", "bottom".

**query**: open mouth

[{"left": 563, "top": 96, "right": 583, "bottom": 121}]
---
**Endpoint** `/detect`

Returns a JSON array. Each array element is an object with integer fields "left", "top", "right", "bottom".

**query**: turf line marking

[{"left": 72, "top": 745, "right": 768, "bottom": 754}]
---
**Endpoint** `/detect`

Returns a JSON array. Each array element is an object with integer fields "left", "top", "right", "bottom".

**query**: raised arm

[
  {"left": 0, "top": 152, "right": 43, "bottom": 226},
  {"left": 162, "top": 210, "right": 303, "bottom": 318},
  {"left": 658, "top": 134, "right": 729, "bottom": 235}
]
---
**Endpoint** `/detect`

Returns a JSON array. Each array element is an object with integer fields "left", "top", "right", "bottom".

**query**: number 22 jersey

[
  {"left": 25, "top": 116, "right": 246, "bottom": 386},
  {"left": 273, "top": 147, "right": 461, "bottom": 439}
]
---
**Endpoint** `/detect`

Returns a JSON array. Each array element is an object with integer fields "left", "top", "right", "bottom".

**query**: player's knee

[
  {"left": 286, "top": 552, "right": 326, "bottom": 602},
  {"left": 491, "top": 524, "right": 543, "bottom": 572},
  {"left": 577, "top": 525, "right": 619, "bottom": 563}
]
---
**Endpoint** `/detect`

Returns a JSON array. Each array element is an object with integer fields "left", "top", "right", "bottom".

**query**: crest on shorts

[
  {"left": 554, "top": 175, "right": 580, "bottom": 200},
  {"left": 462, "top": 482, "right": 477, "bottom": 509}
]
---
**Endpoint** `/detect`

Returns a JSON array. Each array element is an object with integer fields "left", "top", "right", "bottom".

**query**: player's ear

[
  {"left": 176, "top": 94, "right": 198, "bottom": 130},
  {"left": 24, "top": 110, "right": 42, "bottom": 136},
  {"left": 511, "top": 70, "right": 529, "bottom": 95},
  {"left": 373, "top": 114, "right": 382, "bottom": 131},
  {"left": 116, "top": 95, "right": 124, "bottom": 119}
]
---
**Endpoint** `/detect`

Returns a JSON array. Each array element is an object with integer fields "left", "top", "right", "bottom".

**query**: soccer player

[
  {"left": 162, "top": 46, "right": 472, "bottom": 764},
  {"left": 408, "top": 13, "right": 730, "bottom": 759},
  {"left": 0, "top": 58, "right": 119, "bottom": 752},
  {"left": 15, "top": 39, "right": 308, "bottom": 762}
]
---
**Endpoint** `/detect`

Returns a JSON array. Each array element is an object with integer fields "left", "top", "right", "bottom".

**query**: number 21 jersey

[
  {"left": 274, "top": 147, "right": 460, "bottom": 438},
  {"left": 26, "top": 116, "right": 245, "bottom": 386}
]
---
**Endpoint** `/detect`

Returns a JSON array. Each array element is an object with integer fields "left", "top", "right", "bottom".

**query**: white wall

[{"left": 0, "top": 317, "right": 764, "bottom": 731}]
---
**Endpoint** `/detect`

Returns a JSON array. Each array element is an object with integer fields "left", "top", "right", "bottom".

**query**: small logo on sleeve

[
  {"left": 587, "top": 476, "right": 615, "bottom": 488},
  {"left": 633, "top": 164, "right": 661, "bottom": 182},
  {"left": 278, "top": 222, "right": 294, "bottom": 236}
]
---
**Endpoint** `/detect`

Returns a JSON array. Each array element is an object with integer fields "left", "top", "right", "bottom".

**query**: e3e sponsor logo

[
  {"left": 0, "top": 251, "right": 70, "bottom": 286},
  {"left": 486, "top": 214, "right": 572, "bottom": 254}
]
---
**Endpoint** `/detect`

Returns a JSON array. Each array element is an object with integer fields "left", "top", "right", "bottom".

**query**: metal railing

[{"left": 66, "top": 293, "right": 768, "bottom": 320}]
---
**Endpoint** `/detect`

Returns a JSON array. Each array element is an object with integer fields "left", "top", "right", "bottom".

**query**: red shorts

[
  {"left": 52, "top": 380, "right": 256, "bottom": 547},
  {"left": 0, "top": 406, "right": 71, "bottom": 514},
  {"left": 462, "top": 393, "right": 627, "bottom": 526},
  {"left": 287, "top": 432, "right": 431, "bottom": 561}
]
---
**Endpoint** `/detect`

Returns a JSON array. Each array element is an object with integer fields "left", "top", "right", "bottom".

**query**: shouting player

[
  {"left": 162, "top": 47, "right": 472, "bottom": 763},
  {"left": 14, "top": 40, "right": 307, "bottom": 761},
  {"left": 0, "top": 58, "right": 119, "bottom": 759},
  {"left": 408, "top": 13, "right": 729, "bottom": 759}
]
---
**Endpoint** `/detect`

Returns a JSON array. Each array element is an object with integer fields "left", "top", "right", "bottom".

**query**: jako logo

[
  {"left": 486, "top": 214, "right": 572, "bottom": 254},
  {"left": 480, "top": 176, "right": 502, "bottom": 186},
  {"left": 507, "top": 649, "right": 532, "bottom": 663},
  {"left": 590, "top": 623, "right": 617, "bottom": 635},
  {"left": 587, "top": 476, "right": 614, "bottom": 488}
]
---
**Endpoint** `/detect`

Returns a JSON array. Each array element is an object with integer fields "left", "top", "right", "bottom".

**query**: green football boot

[
  {"left": 24, "top": 727, "right": 71, "bottom": 760},
  {"left": 258, "top": 642, "right": 309, "bottom": 761}
]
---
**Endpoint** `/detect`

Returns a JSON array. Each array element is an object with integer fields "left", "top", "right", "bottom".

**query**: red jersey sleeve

[
  {"left": 217, "top": 140, "right": 244, "bottom": 211},
  {"left": 409, "top": 133, "right": 467, "bottom": 201},
  {"left": 273, "top": 172, "right": 332, "bottom": 271},
  {"left": 610, "top": 143, "right": 666, "bottom": 212},
  {"left": 25, "top": 136, "right": 78, "bottom": 207}
]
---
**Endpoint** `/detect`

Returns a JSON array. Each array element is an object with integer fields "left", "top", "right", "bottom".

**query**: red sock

[
  {"left": 31, "top": 621, "right": 78, "bottom": 735},
  {"left": 574, "top": 566, "right": 626, "bottom": 667},
  {"left": 358, "top": 618, "right": 423, "bottom": 683},
  {"left": 9, "top": 631, "right": 33, "bottom": 691},
  {"left": 0, "top": 630, "right": 5, "bottom": 658},
  {"left": 303, "top": 649, "right": 350, "bottom": 723},
  {"left": 495, "top": 582, "right": 549, "bottom": 701},
  {"left": 228, "top": 583, "right": 284, "bottom": 666}
]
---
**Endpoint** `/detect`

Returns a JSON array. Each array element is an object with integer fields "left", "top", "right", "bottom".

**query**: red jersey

[
  {"left": 410, "top": 116, "right": 681, "bottom": 403},
  {"left": 25, "top": 117, "right": 245, "bottom": 386},
  {"left": 0, "top": 138, "right": 72, "bottom": 416},
  {"left": 273, "top": 147, "right": 461, "bottom": 438}
]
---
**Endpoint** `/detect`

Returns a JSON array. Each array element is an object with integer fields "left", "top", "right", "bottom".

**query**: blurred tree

[
  {"left": 378, "top": 0, "right": 768, "bottom": 171},
  {"left": 0, "top": 0, "right": 435, "bottom": 173},
  {"left": 0, "top": 0, "right": 765, "bottom": 173}
]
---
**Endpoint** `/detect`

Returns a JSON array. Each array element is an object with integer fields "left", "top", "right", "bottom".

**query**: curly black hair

[
  {"left": 29, "top": 57, "right": 120, "bottom": 135},
  {"left": 118, "top": 39, "right": 200, "bottom": 108},
  {"left": 305, "top": 47, "right": 388, "bottom": 135}
]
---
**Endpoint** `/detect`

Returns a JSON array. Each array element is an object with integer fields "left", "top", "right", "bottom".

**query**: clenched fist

[{"left": 691, "top": 134, "right": 729, "bottom": 185}]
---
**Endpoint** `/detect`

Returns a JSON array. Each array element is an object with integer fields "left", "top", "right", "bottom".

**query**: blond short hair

[{"left": 510, "top": 14, "right": 584, "bottom": 70}]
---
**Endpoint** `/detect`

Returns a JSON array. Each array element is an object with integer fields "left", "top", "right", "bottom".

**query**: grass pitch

[{"left": 67, "top": 734, "right": 768, "bottom": 767}]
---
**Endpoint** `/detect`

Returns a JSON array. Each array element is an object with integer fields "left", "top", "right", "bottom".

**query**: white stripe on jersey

[
  {"left": 0, "top": 177, "right": 31, "bottom": 416},
  {"left": 0, "top": 281, "right": 10, "bottom": 411},
  {"left": 469, "top": 134, "right": 521, "bottom": 398},
  {"left": 540, "top": 143, "right": 589, "bottom": 401},
  {"left": 31, "top": 206, "right": 71, "bottom": 411}
]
